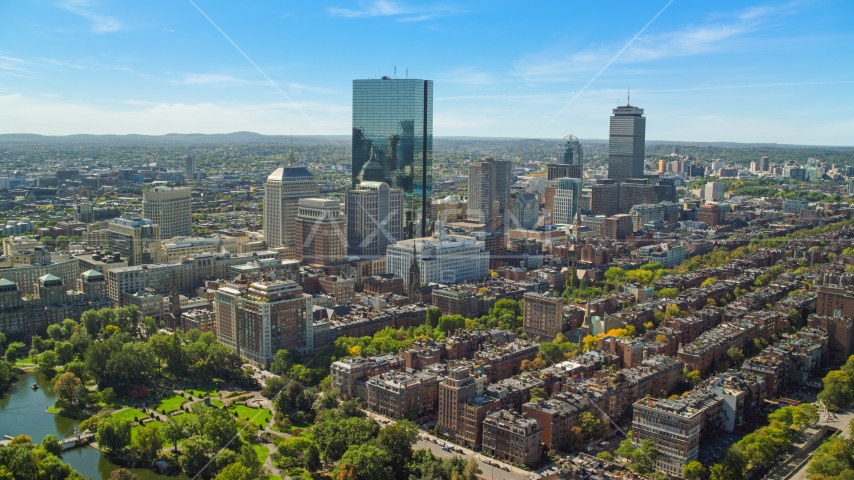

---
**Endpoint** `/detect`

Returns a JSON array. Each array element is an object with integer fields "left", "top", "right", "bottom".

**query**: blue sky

[{"left": 0, "top": 0, "right": 852, "bottom": 145}]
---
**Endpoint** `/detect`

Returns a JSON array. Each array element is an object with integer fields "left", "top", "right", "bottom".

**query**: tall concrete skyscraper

[
  {"left": 295, "top": 198, "right": 346, "bottom": 266},
  {"left": 352, "top": 77, "right": 432, "bottom": 238},
  {"left": 607, "top": 103, "right": 646, "bottom": 183},
  {"left": 346, "top": 181, "right": 404, "bottom": 258},
  {"left": 264, "top": 167, "right": 318, "bottom": 250},
  {"left": 185, "top": 155, "right": 197, "bottom": 180},
  {"left": 467, "top": 158, "right": 511, "bottom": 230},
  {"left": 557, "top": 135, "right": 583, "bottom": 165},
  {"left": 142, "top": 186, "right": 192, "bottom": 240}
]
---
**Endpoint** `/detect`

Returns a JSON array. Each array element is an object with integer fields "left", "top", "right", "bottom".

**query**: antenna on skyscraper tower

[
  {"left": 627, "top": 85, "right": 631, "bottom": 106},
  {"left": 394, "top": 66, "right": 397, "bottom": 78}
]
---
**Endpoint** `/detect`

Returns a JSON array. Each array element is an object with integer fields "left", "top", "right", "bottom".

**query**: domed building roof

[{"left": 358, "top": 146, "right": 386, "bottom": 183}]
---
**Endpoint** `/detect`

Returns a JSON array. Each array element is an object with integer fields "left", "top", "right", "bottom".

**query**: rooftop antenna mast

[
  {"left": 627, "top": 84, "right": 631, "bottom": 106},
  {"left": 406, "top": 68, "right": 408, "bottom": 79},
  {"left": 394, "top": 66, "right": 397, "bottom": 78}
]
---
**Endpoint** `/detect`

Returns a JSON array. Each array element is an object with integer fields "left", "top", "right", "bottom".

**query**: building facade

[
  {"left": 142, "top": 187, "right": 192, "bottom": 240},
  {"left": 352, "top": 78, "right": 433, "bottom": 238},
  {"left": 467, "top": 158, "right": 512, "bottom": 230},
  {"left": 263, "top": 166, "right": 318, "bottom": 249},
  {"left": 607, "top": 104, "right": 646, "bottom": 183},
  {"left": 107, "top": 214, "right": 162, "bottom": 266},
  {"left": 295, "top": 198, "right": 346, "bottom": 266},
  {"left": 553, "top": 178, "right": 582, "bottom": 225},
  {"left": 346, "top": 181, "right": 404, "bottom": 258}
]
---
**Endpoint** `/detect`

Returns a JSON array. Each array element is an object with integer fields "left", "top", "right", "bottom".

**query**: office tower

[
  {"left": 216, "top": 280, "right": 314, "bottom": 365},
  {"left": 264, "top": 166, "right": 318, "bottom": 249},
  {"left": 512, "top": 193, "right": 538, "bottom": 229},
  {"left": 589, "top": 179, "right": 620, "bottom": 216},
  {"left": 758, "top": 156, "right": 769, "bottom": 172},
  {"left": 547, "top": 163, "right": 582, "bottom": 181},
  {"left": 346, "top": 181, "right": 404, "bottom": 257},
  {"left": 107, "top": 214, "right": 162, "bottom": 266},
  {"left": 295, "top": 198, "right": 346, "bottom": 266},
  {"left": 74, "top": 202, "right": 94, "bottom": 223},
  {"left": 557, "top": 135, "right": 582, "bottom": 165},
  {"left": 185, "top": 155, "right": 197, "bottom": 180},
  {"left": 553, "top": 178, "right": 582, "bottom": 224},
  {"left": 352, "top": 78, "right": 433, "bottom": 238},
  {"left": 658, "top": 160, "right": 667, "bottom": 173},
  {"left": 142, "top": 186, "right": 192, "bottom": 240},
  {"left": 607, "top": 103, "right": 646, "bottom": 183},
  {"left": 467, "top": 158, "right": 512, "bottom": 229},
  {"left": 705, "top": 182, "right": 725, "bottom": 202},
  {"left": 619, "top": 179, "right": 654, "bottom": 213}
]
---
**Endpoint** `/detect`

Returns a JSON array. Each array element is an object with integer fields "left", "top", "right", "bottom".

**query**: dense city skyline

[{"left": 0, "top": 1, "right": 852, "bottom": 144}]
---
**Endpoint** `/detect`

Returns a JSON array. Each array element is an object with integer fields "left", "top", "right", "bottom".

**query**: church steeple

[{"left": 408, "top": 242, "right": 422, "bottom": 304}]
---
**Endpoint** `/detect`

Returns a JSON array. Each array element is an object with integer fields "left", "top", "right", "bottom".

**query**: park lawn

[
  {"left": 15, "top": 356, "right": 35, "bottom": 365},
  {"left": 228, "top": 405, "right": 271, "bottom": 428},
  {"left": 46, "top": 406, "right": 61, "bottom": 414},
  {"left": 112, "top": 408, "right": 146, "bottom": 423},
  {"left": 156, "top": 394, "right": 186, "bottom": 412},
  {"left": 185, "top": 387, "right": 218, "bottom": 398},
  {"left": 210, "top": 399, "right": 224, "bottom": 407},
  {"left": 253, "top": 444, "right": 269, "bottom": 464}
]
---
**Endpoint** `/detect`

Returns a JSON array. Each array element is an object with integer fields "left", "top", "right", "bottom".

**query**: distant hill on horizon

[{"left": 0, "top": 132, "right": 851, "bottom": 150}]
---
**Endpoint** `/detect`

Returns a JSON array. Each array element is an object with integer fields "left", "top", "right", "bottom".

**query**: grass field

[
  {"left": 185, "top": 387, "right": 218, "bottom": 398},
  {"left": 210, "top": 399, "right": 224, "bottom": 407},
  {"left": 156, "top": 394, "right": 186, "bottom": 412},
  {"left": 252, "top": 444, "right": 270, "bottom": 464},
  {"left": 112, "top": 408, "right": 146, "bottom": 423},
  {"left": 228, "top": 405, "right": 271, "bottom": 428}
]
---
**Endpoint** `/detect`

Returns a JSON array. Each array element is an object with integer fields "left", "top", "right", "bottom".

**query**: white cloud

[
  {"left": 288, "top": 83, "right": 340, "bottom": 94},
  {"left": 57, "top": 0, "right": 122, "bottom": 33},
  {"left": 514, "top": 1, "right": 806, "bottom": 83},
  {"left": 326, "top": 0, "right": 456, "bottom": 22}
]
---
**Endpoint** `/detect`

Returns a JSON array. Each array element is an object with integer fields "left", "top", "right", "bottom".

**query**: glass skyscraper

[{"left": 353, "top": 78, "right": 433, "bottom": 238}]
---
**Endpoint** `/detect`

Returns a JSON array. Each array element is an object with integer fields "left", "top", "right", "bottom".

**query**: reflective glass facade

[{"left": 353, "top": 78, "right": 433, "bottom": 238}]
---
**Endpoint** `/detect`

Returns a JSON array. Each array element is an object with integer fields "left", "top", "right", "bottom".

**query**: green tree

[
  {"left": 5, "top": 341, "right": 24, "bottom": 362},
  {"left": 38, "top": 350, "right": 60, "bottom": 373},
  {"left": 312, "top": 416, "right": 379, "bottom": 462},
  {"left": 656, "top": 287, "right": 678, "bottom": 299},
  {"left": 376, "top": 420, "right": 418, "bottom": 478},
  {"left": 132, "top": 422, "right": 162, "bottom": 460},
  {"left": 178, "top": 436, "right": 215, "bottom": 477},
  {"left": 161, "top": 416, "right": 187, "bottom": 453},
  {"left": 596, "top": 451, "right": 614, "bottom": 462},
  {"left": 41, "top": 434, "right": 62, "bottom": 457},
  {"left": 269, "top": 349, "right": 293, "bottom": 376},
  {"left": 579, "top": 411, "right": 603, "bottom": 442},
  {"left": 213, "top": 463, "right": 252, "bottom": 480},
  {"left": 683, "top": 460, "right": 707, "bottom": 480},
  {"left": 605, "top": 266, "right": 627, "bottom": 285},
  {"left": 437, "top": 314, "right": 467, "bottom": 335},
  {"left": 334, "top": 444, "right": 394, "bottom": 480},
  {"left": 47, "top": 324, "right": 64, "bottom": 341},
  {"left": 727, "top": 347, "right": 745, "bottom": 367},
  {"left": 55, "top": 341, "right": 74, "bottom": 364},
  {"left": 709, "top": 448, "right": 747, "bottom": 480},
  {"left": 98, "top": 418, "right": 132, "bottom": 454},
  {"left": 426, "top": 307, "right": 441, "bottom": 327},
  {"left": 305, "top": 443, "right": 322, "bottom": 473},
  {"left": 201, "top": 408, "right": 238, "bottom": 450}
]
